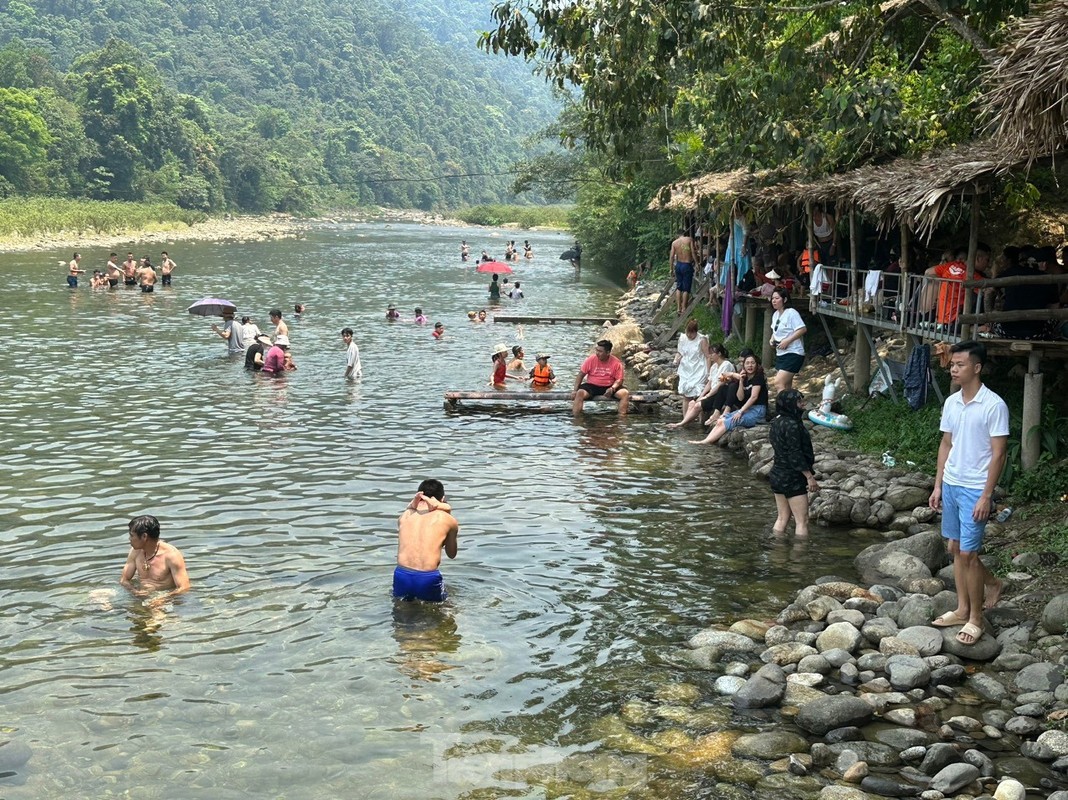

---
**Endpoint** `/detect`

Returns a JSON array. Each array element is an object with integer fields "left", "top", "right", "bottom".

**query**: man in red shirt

[
  {"left": 924, "top": 245, "right": 990, "bottom": 327},
  {"left": 572, "top": 339, "right": 630, "bottom": 416}
]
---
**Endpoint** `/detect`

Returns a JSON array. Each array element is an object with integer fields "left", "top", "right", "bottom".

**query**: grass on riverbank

[
  {"left": 452, "top": 204, "right": 572, "bottom": 230},
  {"left": 0, "top": 198, "right": 207, "bottom": 240}
]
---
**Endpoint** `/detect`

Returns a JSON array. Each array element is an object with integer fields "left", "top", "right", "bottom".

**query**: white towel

[
  {"left": 864, "top": 270, "right": 881, "bottom": 302},
  {"left": 809, "top": 264, "right": 825, "bottom": 313}
]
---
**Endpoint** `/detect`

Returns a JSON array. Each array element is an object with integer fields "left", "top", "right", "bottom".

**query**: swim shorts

[
  {"left": 775, "top": 353, "right": 805, "bottom": 374},
  {"left": 67, "top": 276, "right": 78, "bottom": 288},
  {"left": 675, "top": 261, "right": 694, "bottom": 294},
  {"left": 579, "top": 383, "right": 614, "bottom": 399},
  {"left": 141, "top": 285, "right": 154, "bottom": 293},
  {"left": 940, "top": 482, "right": 987, "bottom": 553},
  {"left": 107, "top": 278, "right": 118, "bottom": 288},
  {"left": 393, "top": 566, "right": 447, "bottom": 602},
  {"left": 162, "top": 274, "right": 172, "bottom": 286},
  {"left": 124, "top": 278, "right": 136, "bottom": 286}
]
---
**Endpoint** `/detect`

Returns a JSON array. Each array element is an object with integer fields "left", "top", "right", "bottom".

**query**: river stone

[
  {"left": 1041, "top": 593, "right": 1068, "bottom": 634},
  {"left": 919, "top": 743, "right": 961, "bottom": 776},
  {"left": 946, "top": 715, "right": 982, "bottom": 733},
  {"left": 861, "top": 775, "right": 920, "bottom": 797},
  {"left": 1013, "top": 701, "right": 1046, "bottom": 717},
  {"left": 887, "top": 655, "right": 930, "bottom": 690},
  {"left": 870, "top": 584, "right": 905, "bottom": 602},
  {"left": 753, "top": 773, "right": 824, "bottom": 799},
  {"left": 862, "top": 617, "right": 898, "bottom": 644},
  {"left": 725, "top": 661, "right": 750, "bottom": 677},
  {"left": 836, "top": 748, "right": 859, "bottom": 772},
  {"left": 1016, "top": 689, "right": 1054, "bottom": 706},
  {"left": 1015, "top": 661, "right": 1065, "bottom": 692},
  {"left": 839, "top": 662, "right": 859, "bottom": 684},
  {"left": 778, "top": 604, "right": 810, "bottom": 625},
  {"left": 883, "top": 708, "right": 917, "bottom": 726},
  {"left": 965, "top": 672, "right": 1009, "bottom": 701},
  {"left": 843, "top": 597, "right": 880, "bottom": 614},
  {"left": 857, "top": 653, "right": 887, "bottom": 672},
  {"left": 1004, "top": 716, "right": 1040, "bottom": 735},
  {"left": 686, "top": 645, "right": 722, "bottom": 670},
  {"left": 763, "top": 642, "right": 818, "bottom": 666},
  {"left": 939, "top": 626, "right": 1001, "bottom": 661},
  {"left": 817, "top": 622, "right": 863, "bottom": 654},
  {"left": 820, "top": 787, "right": 870, "bottom": 800},
  {"left": 1020, "top": 740, "right": 1058, "bottom": 761},
  {"left": 931, "top": 664, "right": 966, "bottom": 685},
  {"left": 764, "top": 625, "right": 792, "bottom": 646},
  {"left": 869, "top": 726, "right": 933, "bottom": 750},
  {"left": 842, "top": 761, "right": 868, "bottom": 782},
  {"left": 884, "top": 484, "right": 934, "bottom": 513},
  {"left": 826, "top": 609, "right": 867, "bottom": 628},
  {"left": 992, "top": 778, "right": 1026, "bottom": 800},
  {"left": 807, "top": 595, "right": 843, "bottom": 621},
  {"left": 689, "top": 629, "right": 761, "bottom": 653},
  {"left": 1038, "top": 730, "right": 1068, "bottom": 758},
  {"left": 861, "top": 551, "right": 932, "bottom": 586},
  {"left": 822, "top": 648, "right": 855, "bottom": 668},
  {"left": 897, "top": 596, "right": 940, "bottom": 629},
  {"left": 826, "top": 741, "right": 900, "bottom": 767},
  {"left": 732, "top": 731, "right": 809, "bottom": 760},
  {"left": 901, "top": 746, "right": 926, "bottom": 762},
  {"left": 787, "top": 672, "right": 825, "bottom": 687},
  {"left": 796, "top": 695, "right": 874, "bottom": 735},
  {"left": 963, "top": 748, "right": 995, "bottom": 777},
  {"left": 730, "top": 619, "right": 772, "bottom": 641},
  {"left": 733, "top": 663, "right": 786, "bottom": 709},
  {"left": 825, "top": 727, "right": 864, "bottom": 744},
  {"left": 880, "top": 636, "right": 921, "bottom": 657},
  {"left": 0, "top": 740, "right": 32, "bottom": 772},
  {"left": 785, "top": 682, "right": 826, "bottom": 706},
  {"left": 897, "top": 626, "right": 943, "bottom": 656},
  {"left": 859, "top": 676, "right": 891, "bottom": 693},
  {"left": 715, "top": 675, "right": 747, "bottom": 696},
  {"left": 798, "top": 654, "right": 833, "bottom": 674},
  {"left": 930, "top": 762, "right": 979, "bottom": 794}
]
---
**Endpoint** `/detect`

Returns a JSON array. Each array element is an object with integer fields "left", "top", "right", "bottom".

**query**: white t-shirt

[
  {"left": 232, "top": 322, "right": 255, "bottom": 352},
  {"left": 509, "top": 288, "right": 524, "bottom": 299},
  {"left": 346, "top": 341, "right": 362, "bottom": 378},
  {"left": 706, "top": 359, "right": 735, "bottom": 389},
  {"left": 771, "top": 308, "right": 806, "bottom": 356},
  {"left": 940, "top": 383, "right": 1009, "bottom": 489}
]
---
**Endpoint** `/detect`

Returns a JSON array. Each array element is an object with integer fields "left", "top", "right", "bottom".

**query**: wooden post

[
  {"left": 850, "top": 205, "right": 870, "bottom": 391},
  {"left": 849, "top": 206, "right": 859, "bottom": 320},
  {"left": 898, "top": 224, "right": 911, "bottom": 332},
  {"left": 962, "top": 194, "right": 980, "bottom": 340},
  {"left": 761, "top": 305, "right": 774, "bottom": 367},
  {"left": 744, "top": 300, "right": 758, "bottom": 343},
  {"left": 1022, "top": 351, "right": 1043, "bottom": 471}
]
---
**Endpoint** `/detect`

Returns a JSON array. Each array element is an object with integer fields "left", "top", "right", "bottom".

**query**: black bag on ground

[{"left": 904, "top": 344, "right": 931, "bottom": 410}]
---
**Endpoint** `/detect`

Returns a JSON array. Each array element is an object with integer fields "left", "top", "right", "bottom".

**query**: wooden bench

[{"left": 443, "top": 389, "right": 672, "bottom": 411}]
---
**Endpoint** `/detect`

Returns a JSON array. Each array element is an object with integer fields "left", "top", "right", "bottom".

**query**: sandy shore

[{"left": 0, "top": 207, "right": 486, "bottom": 255}]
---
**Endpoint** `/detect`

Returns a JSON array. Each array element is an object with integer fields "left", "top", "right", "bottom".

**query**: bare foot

[
  {"left": 688, "top": 439, "right": 708, "bottom": 445},
  {"left": 984, "top": 578, "right": 1003, "bottom": 610},
  {"left": 666, "top": 422, "right": 682, "bottom": 429}
]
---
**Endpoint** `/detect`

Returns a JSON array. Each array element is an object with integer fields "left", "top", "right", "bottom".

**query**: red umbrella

[{"left": 476, "top": 261, "right": 513, "bottom": 275}]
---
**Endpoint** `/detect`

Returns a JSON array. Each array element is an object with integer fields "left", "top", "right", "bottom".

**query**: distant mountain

[{"left": 0, "top": 0, "right": 557, "bottom": 210}]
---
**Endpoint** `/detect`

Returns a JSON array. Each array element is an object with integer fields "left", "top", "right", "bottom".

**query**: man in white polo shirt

[{"left": 928, "top": 340, "right": 1008, "bottom": 646}]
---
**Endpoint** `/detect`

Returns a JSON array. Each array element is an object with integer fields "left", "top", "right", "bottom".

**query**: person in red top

[
  {"left": 262, "top": 335, "right": 289, "bottom": 374},
  {"left": 926, "top": 245, "right": 990, "bottom": 326},
  {"left": 489, "top": 343, "right": 520, "bottom": 389},
  {"left": 572, "top": 339, "right": 629, "bottom": 416}
]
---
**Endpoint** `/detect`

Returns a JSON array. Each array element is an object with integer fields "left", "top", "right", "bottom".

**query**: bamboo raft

[
  {"left": 443, "top": 389, "right": 671, "bottom": 411},
  {"left": 491, "top": 315, "right": 617, "bottom": 325}
]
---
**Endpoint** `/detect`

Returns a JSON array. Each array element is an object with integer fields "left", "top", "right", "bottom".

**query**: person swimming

[{"left": 393, "top": 480, "right": 459, "bottom": 603}]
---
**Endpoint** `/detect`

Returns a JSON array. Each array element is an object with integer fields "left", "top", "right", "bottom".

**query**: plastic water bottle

[
  {"left": 881, "top": 451, "right": 896, "bottom": 468},
  {"left": 995, "top": 507, "right": 1013, "bottom": 523}
]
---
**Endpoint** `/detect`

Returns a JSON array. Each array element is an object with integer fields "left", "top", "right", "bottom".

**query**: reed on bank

[{"left": 0, "top": 198, "right": 208, "bottom": 240}]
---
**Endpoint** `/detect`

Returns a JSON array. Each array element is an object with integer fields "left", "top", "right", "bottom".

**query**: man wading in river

[
  {"left": 120, "top": 515, "right": 191, "bottom": 606},
  {"left": 393, "top": 480, "right": 459, "bottom": 603}
]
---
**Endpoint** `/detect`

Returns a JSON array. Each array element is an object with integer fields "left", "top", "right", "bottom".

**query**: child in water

[
  {"left": 433, "top": 322, "right": 445, "bottom": 339},
  {"left": 414, "top": 307, "right": 428, "bottom": 325},
  {"left": 386, "top": 304, "right": 400, "bottom": 321}
]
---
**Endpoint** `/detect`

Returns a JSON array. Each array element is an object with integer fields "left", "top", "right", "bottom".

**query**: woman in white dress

[{"left": 673, "top": 319, "right": 710, "bottom": 419}]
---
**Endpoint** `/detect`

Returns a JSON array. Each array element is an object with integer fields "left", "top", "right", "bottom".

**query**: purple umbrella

[{"left": 187, "top": 298, "right": 236, "bottom": 317}]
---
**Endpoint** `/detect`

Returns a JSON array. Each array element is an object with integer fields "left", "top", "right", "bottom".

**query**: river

[{"left": 0, "top": 222, "right": 879, "bottom": 798}]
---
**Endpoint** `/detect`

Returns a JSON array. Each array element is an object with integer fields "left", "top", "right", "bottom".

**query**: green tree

[{"left": 0, "top": 87, "right": 51, "bottom": 192}]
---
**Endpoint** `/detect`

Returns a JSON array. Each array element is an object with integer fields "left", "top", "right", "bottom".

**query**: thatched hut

[{"left": 982, "top": 0, "right": 1068, "bottom": 162}]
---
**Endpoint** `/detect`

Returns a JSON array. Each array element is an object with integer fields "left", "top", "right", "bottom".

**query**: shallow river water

[{"left": 0, "top": 223, "right": 879, "bottom": 798}]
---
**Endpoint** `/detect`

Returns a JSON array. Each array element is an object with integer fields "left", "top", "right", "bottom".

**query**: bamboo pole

[
  {"left": 962, "top": 196, "right": 981, "bottom": 340},
  {"left": 1022, "top": 352, "right": 1043, "bottom": 471}
]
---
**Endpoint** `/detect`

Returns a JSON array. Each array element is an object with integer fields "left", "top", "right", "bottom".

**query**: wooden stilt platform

[
  {"left": 491, "top": 315, "right": 617, "bottom": 325},
  {"left": 444, "top": 389, "right": 671, "bottom": 411}
]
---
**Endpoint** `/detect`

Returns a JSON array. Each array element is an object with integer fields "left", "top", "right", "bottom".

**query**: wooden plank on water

[
  {"left": 491, "top": 315, "right": 617, "bottom": 325},
  {"left": 443, "top": 389, "right": 672, "bottom": 409}
]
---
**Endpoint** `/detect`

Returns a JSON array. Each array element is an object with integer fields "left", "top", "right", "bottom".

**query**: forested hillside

[{"left": 0, "top": 0, "right": 557, "bottom": 212}]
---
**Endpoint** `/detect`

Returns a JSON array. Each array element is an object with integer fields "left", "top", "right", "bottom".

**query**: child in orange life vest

[{"left": 529, "top": 353, "right": 556, "bottom": 389}]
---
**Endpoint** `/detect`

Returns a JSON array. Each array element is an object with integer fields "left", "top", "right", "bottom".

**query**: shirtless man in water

[
  {"left": 393, "top": 479, "right": 459, "bottom": 602},
  {"left": 122, "top": 252, "right": 138, "bottom": 286},
  {"left": 139, "top": 258, "right": 157, "bottom": 293},
  {"left": 119, "top": 515, "right": 191, "bottom": 604}
]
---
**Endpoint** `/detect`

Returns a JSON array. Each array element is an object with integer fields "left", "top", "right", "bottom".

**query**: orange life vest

[
  {"left": 531, "top": 363, "right": 553, "bottom": 386},
  {"left": 799, "top": 247, "right": 820, "bottom": 273}
]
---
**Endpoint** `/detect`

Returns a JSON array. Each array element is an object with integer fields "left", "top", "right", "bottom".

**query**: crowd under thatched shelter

[{"left": 982, "top": 0, "right": 1068, "bottom": 163}]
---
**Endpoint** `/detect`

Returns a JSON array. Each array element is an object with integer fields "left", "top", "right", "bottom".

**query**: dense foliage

[
  {"left": 0, "top": 0, "right": 559, "bottom": 212},
  {"left": 482, "top": 0, "right": 1032, "bottom": 274}
]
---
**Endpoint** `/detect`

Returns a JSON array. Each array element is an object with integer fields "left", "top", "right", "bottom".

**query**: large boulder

[
  {"left": 940, "top": 626, "right": 1001, "bottom": 661},
  {"left": 896, "top": 626, "right": 943, "bottom": 656},
  {"left": 1041, "top": 593, "right": 1068, "bottom": 635},
  {"left": 733, "top": 663, "right": 786, "bottom": 709},
  {"left": 1014, "top": 662, "right": 1065, "bottom": 693},
  {"left": 884, "top": 484, "right": 934, "bottom": 512},
  {"left": 796, "top": 695, "right": 874, "bottom": 736},
  {"left": 886, "top": 654, "right": 931, "bottom": 690},
  {"left": 855, "top": 530, "right": 947, "bottom": 582},
  {"left": 688, "top": 629, "right": 762, "bottom": 653},
  {"left": 857, "top": 551, "right": 932, "bottom": 586}
]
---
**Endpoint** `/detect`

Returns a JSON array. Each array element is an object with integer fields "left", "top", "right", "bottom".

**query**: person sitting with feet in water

[
  {"left": 929, "top": 341, "right": 1008, "bottom": 646},
  {"left": 668, "top": 343, "right": 734, "bottom": 429},
  {"left": 393, "top": 480, "right": 459, "bottom": 603},
  {"left": 572, "top": 339, "right": 629, "bottom": 416},
  {"left": 120, "top": 514, "right": 191, "bottom": 605}
]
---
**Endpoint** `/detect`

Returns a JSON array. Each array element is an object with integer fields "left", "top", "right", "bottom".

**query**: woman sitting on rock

[
  {"left": 690, "top": 354, "right": 768, "bottom": 446},
  {"left": 768, "top": 389, "right": 819, "bottom": 537},
  {"left": 668, "top": 342, "right": 734, "bottom": 429}
]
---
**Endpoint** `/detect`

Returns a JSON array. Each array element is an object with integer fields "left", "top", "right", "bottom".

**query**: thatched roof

[
  {"left": 982, "top": 1, "right": 1068, "bottom": 162},
  {"left": 647, "top": 170, "right": 765, "bottom": 212}
]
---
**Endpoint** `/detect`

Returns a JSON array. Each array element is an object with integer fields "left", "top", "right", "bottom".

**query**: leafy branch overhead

[{"left": 480, "top": 0, "right": 1026, "bottom": 173}]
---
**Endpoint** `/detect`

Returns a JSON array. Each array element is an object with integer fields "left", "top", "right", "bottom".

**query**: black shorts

[
  {"left": 124, "top": 278, "right": 136, "bottom": 286},
  {"left": 141, "top": 285, "right": 154, "bottom": 293},
  {"left": 775, "top": 353, "right": 805, "bottom": 374},
  {"left": 161, "top": 274, "right": 171, "bottom": 286},
  {"left": 579, "top": 383, "right": 614, "bottom": 399},
  {"left": 107, "top": 278, "right": 118, "bottom": 288},
  {"left": 769, "top": 469, "right": 807, "bottom": 498}
]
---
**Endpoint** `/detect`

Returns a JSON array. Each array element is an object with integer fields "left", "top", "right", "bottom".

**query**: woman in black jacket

[{"left": 769, "top": 389, "right": 820, "bottom": 537}]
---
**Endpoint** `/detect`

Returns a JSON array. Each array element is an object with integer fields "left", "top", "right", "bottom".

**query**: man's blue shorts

[
  {"left": 675, "top": 262, "right": 694, "bottom": 294},
  {"left": 941, "top": 482, "right": 988, "bottom": 553},
  {"left": 393, "top": 566, "right": 447, "bottom": 602}
]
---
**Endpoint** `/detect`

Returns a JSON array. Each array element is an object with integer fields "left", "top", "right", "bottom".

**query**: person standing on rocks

[
  {"left": 768, "top": 389, "right": 819, "bottom": 537},
  {"left": 929, "top": 340, "right": 1008, "bottom": 646},
  {"left": 669, "top": 227, "right": 695, "bottom": 314}
]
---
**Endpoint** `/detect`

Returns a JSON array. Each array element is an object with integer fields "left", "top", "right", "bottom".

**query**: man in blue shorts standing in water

[
  {"left": 393, "top": 479, "right": 459, "bottom": 602},
  {"left": 929, "top": 340, "right": 1008, "bottom": 646}
]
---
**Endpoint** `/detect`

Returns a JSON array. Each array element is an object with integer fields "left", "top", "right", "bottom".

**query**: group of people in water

[
  {"left": 66, "top": 250, "right": 177, "bottom": 292},
  {"left": 460, "top": 239, "right": 534, "bottom": 263}
]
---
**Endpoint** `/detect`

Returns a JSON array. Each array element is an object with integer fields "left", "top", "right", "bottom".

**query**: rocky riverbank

[{"left": 595, "top": 280, "right": 1068, "bottom": 800}]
